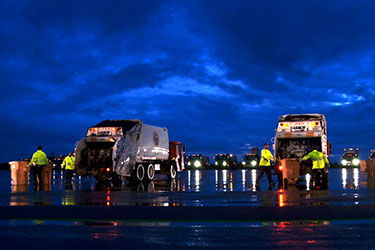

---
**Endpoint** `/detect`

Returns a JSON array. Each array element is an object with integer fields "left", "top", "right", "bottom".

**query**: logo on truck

[{"left": 153, "top": 131, "right": 159, "bottom": 146}]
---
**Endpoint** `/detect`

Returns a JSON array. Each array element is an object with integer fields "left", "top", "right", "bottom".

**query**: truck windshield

[
  {"left": 189, "top": 156, "right": 201, "bottom": 161},
  {"left": 215, "top": 156, "right": 226, "bottom": 160},
  {"left": 244, "top": 155, "right": 256, "bottom": 160},
  {"left": 276, "top": 138, "right": 322, "bottom": 159}
]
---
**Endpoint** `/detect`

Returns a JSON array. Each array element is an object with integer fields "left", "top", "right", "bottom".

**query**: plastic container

[
  {"left": 9, "top": 161, "right": 29, "bottom": 186},
  {"left": 281, "top": 158, "right": 300, "bottom": 185}
]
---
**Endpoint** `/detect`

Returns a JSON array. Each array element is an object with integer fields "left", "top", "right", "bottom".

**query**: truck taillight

[{"left": 106, "top": 168, "right": 111, "bottom": 172}]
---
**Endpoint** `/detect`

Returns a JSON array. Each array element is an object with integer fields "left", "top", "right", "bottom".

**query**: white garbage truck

[
  {"left": 273, "top": 114, "right": 331, "bottom": 188},
  {"left": 75, "top": 120, "right": 185, "bottom": 182}
]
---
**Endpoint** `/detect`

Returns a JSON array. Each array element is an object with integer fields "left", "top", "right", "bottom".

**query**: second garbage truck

[{"left": 75, "top": 120, "right": 185, "bottom": 182}]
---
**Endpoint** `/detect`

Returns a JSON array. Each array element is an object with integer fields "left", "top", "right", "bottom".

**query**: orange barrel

[
  {"left": 9, "top": 161, "right": 29, "bottom": 186},
  {"left": 360, "top": 160, "right": 367, "bottom": 172},
  {"left": 281, "top": 158, "right": 300, "bottom": 185}
]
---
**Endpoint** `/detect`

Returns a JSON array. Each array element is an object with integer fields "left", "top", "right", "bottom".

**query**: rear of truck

[
  {"left": 75, "top": 120, "right": 140, "bottom": 181},
  {"left": 274, "top": 114, "right": 330, "bottom": 187}
]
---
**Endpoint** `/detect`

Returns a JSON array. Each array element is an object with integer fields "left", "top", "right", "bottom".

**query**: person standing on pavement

[
  {"left": 62, "top": 152, "right": 75, "bottom": 184},
  {"left": 302, "top": 148, "right": 329, "bottom": 187},
  {"left": 28, "top": 146, "right": 48, "bottom": 191},
  {"left": 256, "top": 143, "right": 275, "bottom": 189}
]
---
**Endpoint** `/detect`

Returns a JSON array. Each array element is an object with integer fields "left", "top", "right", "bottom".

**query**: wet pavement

[
  {"left": 2, "top": 168, "right": 375, "bottom": 249},
  {"left": 1, "top": 168, "right": 372, "bottom": 207}
]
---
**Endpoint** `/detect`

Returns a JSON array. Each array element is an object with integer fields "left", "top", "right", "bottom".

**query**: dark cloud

[{"left": 0, "top": 0, "right": 374, "bottom": 162}]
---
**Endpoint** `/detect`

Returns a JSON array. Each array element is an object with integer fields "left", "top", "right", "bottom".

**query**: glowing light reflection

[
  {"left": 354, "top": 168, "right": 359, "bottom": 189},
  {"left": 251, "top": 169, "right": 257, "bottom": 191},
  {"left": 342, "top": 168, "right": 347, "bottom": 188}
]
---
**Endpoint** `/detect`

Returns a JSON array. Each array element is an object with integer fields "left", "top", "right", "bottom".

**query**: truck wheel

[
  {"left": 146, "top": 164, "right": 155, "bottom": 180},
  {"left": 136, "top": 182, "right": 145, "bottom": 191},
  {"left": 169, "top": 165, "right": 177, "bottom": 179},
  {"left": 136, "top": 164, "right": 145, "bottom": 181}
]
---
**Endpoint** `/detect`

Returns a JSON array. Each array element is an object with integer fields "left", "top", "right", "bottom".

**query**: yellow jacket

[
  {"left": 302, "top": 150, "right": 329, "bottom": 169},
  {"left": 259, "top": 149, "right": 274, "bottom": 166},
  {"left": 62, "top": 156, "right": 75, "bottom": 170},
  {"left": 29, "top": 150, "right": 48, "bottom": 166}
]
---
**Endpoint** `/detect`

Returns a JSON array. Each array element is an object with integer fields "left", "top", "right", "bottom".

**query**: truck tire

[
  {"left": 169, "top": 164, "right": 177, "bottom": 179},
  {"left": 136, "top": 182, "right": 145, "bottom": 191},
  {"left": 136, "top": 164, "right": 145, "bottom": 182},
  {"left": 146, "top": 164, "right": 155, "bottom": 181}
]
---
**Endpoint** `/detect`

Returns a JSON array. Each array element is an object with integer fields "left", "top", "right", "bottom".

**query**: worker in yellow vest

[
  {"left": 256, "top": 143, "right": 275, "bottom": 190},
  {"left": 302, "top": 148, "right": 329, "bottom": 188},
  {"left": 28, "top": 146, "right": 48, "bottom": 190},
  {"left": 62, "top": 152, "right": 75, "bottom": 184}
]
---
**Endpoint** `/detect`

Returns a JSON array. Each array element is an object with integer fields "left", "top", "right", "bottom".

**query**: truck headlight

[
  {"left": 215, "top": 161, "right": 218, "bottom": 165},
  {"left": 242, "top": 161, "right": 246, "bottom": 165},
  {"left": 251, "top": 160, "right": 257, "bottom": 166},
  {"left": 341, "top": 159, "right": 348, "bottom": 165},
  {"left": 223, "top": 161, "right": 227, "bottom": 167},
  {"left": 188, "top": 162, "right": 191, "bottom": 166},
  {"left": 353, "top": 159, "right": 360, "bottom": 166},
  {"left": 194, "top": 161, "right": 201, "bottom": 167}
]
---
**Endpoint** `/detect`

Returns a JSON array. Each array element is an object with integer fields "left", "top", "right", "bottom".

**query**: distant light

[
  {"left": 278, "top": 165, "right": 283, "bottom": 171},
  {"left": 106, "top": 168, "right": 111, "bottom": 172},
  {"left": 353, "top": 159, "right": 360, "bottom": 166},
  {"left": 188, "top": 162, "right": 191, "bottom": 166},
  {"left": 223, "top": 161, "right": 227, "bottom": 167},
  {"left": 251, "top": 160, "right": 257, "bottom": 167},
  {"left": 215, "top": 161, "right": 218, "bottom": 165},
  {"left": 341, "top": 159, "right": 348, "bottom": 165},
  {"left": 242, "top": 161, "right": 246, "bottom": 165},
  {"left": 194, "top": 161, "right": 201, "bottom": 168}
]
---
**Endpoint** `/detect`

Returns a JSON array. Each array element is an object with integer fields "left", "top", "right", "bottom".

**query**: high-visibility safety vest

[
  {"left": 302, "top": 150, "right": 329, "bottom": 169},
  {"left": 29, "top": 150, "right": 48, "bottom": 166},
  {"left": 259, "top": 149, "right": 274, "bottom": 166},
  {"left": 62, "top": 156, "right": 75, "bottom": 170}
]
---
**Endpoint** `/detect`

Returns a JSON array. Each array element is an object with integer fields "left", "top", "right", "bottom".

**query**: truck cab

[
  {"left": 214, "top": 153, "right": 238, "bottom": 169},
  {"left": 186, "top": 154, "right": 210, "bottom": 169},
  {"left": 241, "top": 148, "right": 260, "bottom": 168},
  {"left": 169, "top": 141, "right": 186, "bottom": 173},
  {"left": 341, "top": 148, "right": 360, "bottom": 167}
]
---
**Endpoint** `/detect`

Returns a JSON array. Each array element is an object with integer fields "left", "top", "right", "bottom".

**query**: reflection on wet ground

[
  {"left": 3, "top": 168, "right": 375, "bottom": 249},
  {"left": 0, "top": 168, "right": 373, "bottom": 207},
  {"left": 3, "top": 218, "right": 375, "bottom": 249}
]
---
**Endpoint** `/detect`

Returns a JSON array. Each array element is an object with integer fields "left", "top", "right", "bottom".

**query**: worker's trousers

[
  {"left": 32, "top": 165, "right": 45, "bottom": 191},
  {"left": 256, "top": 165, "right": 273, "bottom": 185},
  {"left": 65, "top": 170, "right": 74, "bottom": 183}
]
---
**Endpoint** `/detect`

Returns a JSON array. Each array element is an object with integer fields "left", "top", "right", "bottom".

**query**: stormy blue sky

[{"left": 1, "top": 0, "right": 374, "bottom": 162}]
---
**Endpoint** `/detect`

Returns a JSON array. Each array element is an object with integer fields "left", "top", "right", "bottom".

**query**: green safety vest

[
  {"left": 302, "top": 150, "right": 329, "bottom": 169},
  {"left": 29, "top": 150, "right": 48, "bottom": 166},
  {"left": 62, "top": 156, "right": 75, "bottom": 170}
]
